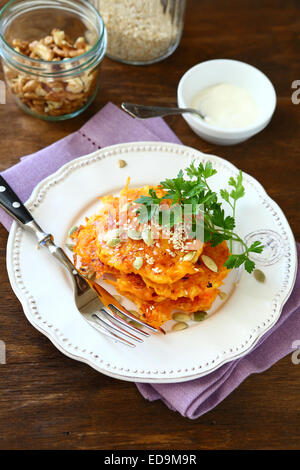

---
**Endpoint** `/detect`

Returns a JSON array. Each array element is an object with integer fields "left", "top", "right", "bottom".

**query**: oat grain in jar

[
  {"left": 93, "top": 0, "right": 186, "bottom": 65},
  {"left": 0, "top": 0, "right": 107, "bottom": 120}
]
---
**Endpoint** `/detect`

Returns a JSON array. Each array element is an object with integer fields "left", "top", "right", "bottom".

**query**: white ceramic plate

[{"left": 6, "top": 142, "right": 297, "bottom": 383}]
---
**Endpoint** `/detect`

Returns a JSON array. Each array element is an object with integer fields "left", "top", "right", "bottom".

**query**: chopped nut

[
  {"left": 118, "top": 160, "right": 127, "bottom": 168},
  {"left": 52, "top": 46, "right": 67, "bottom": 58},
  {"left": 45, "top": 101, "right": 63, "bottom": 112},
  {"left": 24, "top": 91, "right": 39, "bottom": 100},
  {"left": 62, "top": 39, "right": 73, "bottom": 48},
  {"left": 12, "top": 38, "right": 29, "bottom": 53},
  {"left": 74, "top": 37, "right": 86, "bottom": 49},
  {"left": 35, "top": 84, "right": 47, "bottom": 97},
  {"left": 81, "top": 72, "right": 95, "bottom": 92},
  {"left": 23, "top": 79, "right": 39, "bottom": 93},
  {"left": 65, "top": 92, "right": 86, "bottom": 101},
  {"left": 43, "top": 35, "right": 54, "bottom": 46},
  {"left": 52, "top": 29, "right": 65, "bottom": 46},
  {"left": 31, "top": 43, "right": 54, "bottom": 61},
  {"left": 66, "top": 78, "right": 84, "bottom": 94},
  {"left": 5, "top": 29, "right": 98, "bottom": 118},
  {"left": 68, "top": 48, "right": 86, "bottom": 58}
]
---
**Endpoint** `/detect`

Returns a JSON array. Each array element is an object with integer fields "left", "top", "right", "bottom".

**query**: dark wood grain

[{"left": 0, "top": 0, "right": 299, "bottom": 450}]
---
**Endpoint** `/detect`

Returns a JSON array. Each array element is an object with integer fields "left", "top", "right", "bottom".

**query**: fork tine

[
  {"left": 107, "top": 303, "right": 157, "bottom": 332},
  {"left": 93, "top": 312, "right": 143, "bottom": 343},
  {"left": 104, "top": 305, "right": 150, "bottom": 338},
  {"left": 87, "top": 280, "right": 158, "bottom": 332},
  {"left": 88, "top": 316, "right": 136, "bottom": 348}
]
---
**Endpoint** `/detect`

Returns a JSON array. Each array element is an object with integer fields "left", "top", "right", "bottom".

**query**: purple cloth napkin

[
  {"left": 137, "top": 247, "right": 300, "bottom": 418},
  {"left": 0, "top": 102, "right": 180, "bottom": 230},
  {"left": 1, "top": 102, "right": 299, "bottom": 420}
]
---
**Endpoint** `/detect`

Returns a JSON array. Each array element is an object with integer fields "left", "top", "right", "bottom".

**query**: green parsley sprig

[{"left": 135, "top": 161, "right": 264, "bottom": 273}]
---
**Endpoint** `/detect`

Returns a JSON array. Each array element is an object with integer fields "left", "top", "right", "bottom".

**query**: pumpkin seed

[
  {"left": 128, "top": 229, "right": 142, "bottom": 240},
  {"left": 254, "top": 269, "right": 266, "bottom": 283},
  {"left": 104, "top": 229, "right": 122, "bottom": 247},
  {"left": 114, "top": 309, "right": 127, "bottom": 320},
  {"left": 106, "top": 238, "right": 121, "bottom": 247},
  {"left": 201, "top": 255, "right": 218, "bottom": 272},
  {"left": 142, "top": 227, "right": 154, "bottom": 246},
  {"left": 129, "top": 320, "right": 142, "bottom": 329},
  {"left": 193, "top": 311, "right": 207, "bottom": 322},
  {"left": 218, "top": 291, "right": 227, "bottom": 300},
  {"left": 103, "top": 229, "right": 122, "bottom": 241},
  {"left": 129, "top": 309, "right": 140, "bottom": 317},
  {"left": 68, "top": 226, "right": 78, "bottom": 237},
  {"left": 118, "top": 313, "right": 127, "bottom": 320},
  {"left": 118, "top": 159, "right": 126, "bottom": 168},
  {"left": 133, "top": 256, "right": 143, "bottom": 270},
  {"left": 66, "top": 243, "right": 74, "bottom": 251},
  {"left": 172, "top": 312, "right": 191, "bottom": 322},
  {"left": 172, "top": 322, "right": 188, "bottom": 332},
  {"left": 121, "top": 202, "right": 132, "bottom": 212},
  {"left": 85, "top": 269, "right": 96, "bottom": 280},
  {"left": 182, "top": 251, "right": 197, "bottom": 262},
  {"left": 109, "top": 304, "right": 127, "bottom": 319}
]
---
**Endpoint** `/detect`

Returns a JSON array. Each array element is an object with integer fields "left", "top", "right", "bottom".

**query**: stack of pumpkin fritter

[{"left": 71, "top": 185, "right": 230, "bottom": 328}]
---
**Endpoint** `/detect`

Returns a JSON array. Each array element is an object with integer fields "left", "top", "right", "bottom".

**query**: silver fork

[{"left": 0, "top": 175, "right": 158, "bottom": 347}]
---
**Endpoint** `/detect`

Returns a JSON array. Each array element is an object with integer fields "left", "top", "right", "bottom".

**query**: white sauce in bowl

[{"left": 191, "top": 83, "right": 259, "bottom": 129}]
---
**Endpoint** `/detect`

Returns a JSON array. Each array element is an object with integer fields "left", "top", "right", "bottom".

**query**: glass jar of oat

[
  {"left": 0, "top": 0, "right": 107, "bottom": 120},
  {"left": 92, "top": 0, "right": 186, "bottom": 65}
]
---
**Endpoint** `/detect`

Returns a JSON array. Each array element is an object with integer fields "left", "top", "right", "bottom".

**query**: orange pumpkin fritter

[{"left": 71, "top": 185, "right": 230, "bottom": 328}]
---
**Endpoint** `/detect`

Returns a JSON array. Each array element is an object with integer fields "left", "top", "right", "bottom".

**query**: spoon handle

[{"left": 121, "top": 102, "right": 204, "bottom": 120}]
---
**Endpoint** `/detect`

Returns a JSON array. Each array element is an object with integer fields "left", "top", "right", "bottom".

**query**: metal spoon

[{"left": 121, "top": 102, "right": 205, "bottom": 120}]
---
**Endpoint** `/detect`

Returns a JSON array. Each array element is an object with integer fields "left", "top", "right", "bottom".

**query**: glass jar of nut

[
  {"left": 0, "top": 0, "right": 107, "bottom": 120},
  {"left": 92, "top": 0, "right": 186, "bottom": 65}
]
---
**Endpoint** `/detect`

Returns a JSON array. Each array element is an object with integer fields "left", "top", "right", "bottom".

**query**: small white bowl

[{"left": 177, "top": 59, "right": 277, "bottom": 145}]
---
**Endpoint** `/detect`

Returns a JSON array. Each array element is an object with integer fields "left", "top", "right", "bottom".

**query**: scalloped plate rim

[{"left": 6, "top": 141, "right": 298, "bottom": 383}]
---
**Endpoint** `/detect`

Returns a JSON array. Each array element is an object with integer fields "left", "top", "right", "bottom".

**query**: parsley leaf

[
  {"left": 248, "top": 241, "right": 264, "bottom": 253},
  {"left": 228, "top": 170, "right": 245, "bottom": 201},
  {"left": 134, "top": 161, "right": 263, "bottom": 273}
]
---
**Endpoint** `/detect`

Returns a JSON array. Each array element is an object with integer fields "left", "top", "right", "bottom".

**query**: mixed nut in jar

[{"left": 0, "top": 0, "right": 107, "bottom": 120}]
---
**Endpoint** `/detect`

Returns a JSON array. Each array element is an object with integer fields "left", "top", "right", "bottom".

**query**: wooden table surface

[{"left": 0, "top": 0, "right": 299, "bottom": 450}]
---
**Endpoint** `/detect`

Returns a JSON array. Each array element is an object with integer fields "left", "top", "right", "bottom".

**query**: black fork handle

[
  {"left": 0, "top": 175, "right": 33, "bottom": 225},
  {"left": 0, "top": 174, "right": 85, "bottom": 291}
]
